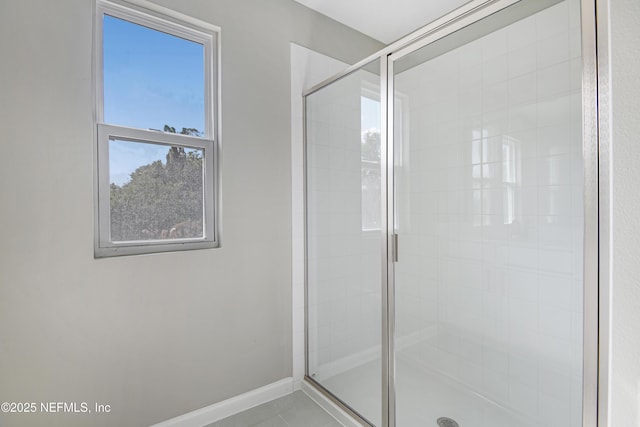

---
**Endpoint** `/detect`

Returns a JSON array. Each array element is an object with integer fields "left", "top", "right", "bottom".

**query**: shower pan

[{"left": 304, "top": 0, "right": 600, "bottom": 426}]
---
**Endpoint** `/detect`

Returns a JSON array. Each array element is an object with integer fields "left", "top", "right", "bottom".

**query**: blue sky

[
  {"left": 361, "top": 96, "right": 381, "bottom": 135},
  {"left": 103, "top": 14, "right": 205, "bottom": 185}
]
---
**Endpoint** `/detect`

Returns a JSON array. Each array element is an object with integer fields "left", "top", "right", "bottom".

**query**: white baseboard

[
  {"left": 149, "top": 377, "right": 294, "bottom": 427},
  {"left": 301, "top": 379, "right": 365, "bottom": 427}
]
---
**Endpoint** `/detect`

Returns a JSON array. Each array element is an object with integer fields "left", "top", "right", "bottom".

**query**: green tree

[
  {"left": 163, "top": 125, "right": 201, "bottom": 137},
  {"left": 361, "top": 129, "right": 380, "bottom": 161},
  {"left": 361, "top": 129, "right": 381, "bottom": 229},
  {"left": 110, "top": 126, "right": 204, "bottom": 241}
]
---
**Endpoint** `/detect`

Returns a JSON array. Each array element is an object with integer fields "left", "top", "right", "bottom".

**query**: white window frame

[{"left": 94, "top": 0, "right": 220, "bottom": 257}]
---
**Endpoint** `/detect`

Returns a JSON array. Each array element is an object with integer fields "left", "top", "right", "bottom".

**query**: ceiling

[{"left": 294, "top": 0, "right": 471, "bottom": 44}]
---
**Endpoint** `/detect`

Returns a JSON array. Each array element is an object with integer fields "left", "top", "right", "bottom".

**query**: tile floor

[{"left": 206, "top": 391, "right": 342, "bottom": 427}]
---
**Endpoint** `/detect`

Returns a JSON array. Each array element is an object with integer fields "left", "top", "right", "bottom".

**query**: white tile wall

[{"left": 394, "top": 1, "right": 583, "bottom": 425}]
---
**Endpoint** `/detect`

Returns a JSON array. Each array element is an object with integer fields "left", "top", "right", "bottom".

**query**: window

[
  {"left": 94, "top": 0, "right": 219, "bottom": 257},
  {"left": 361, "top": 93, "right": 381, "bottom": 231}
]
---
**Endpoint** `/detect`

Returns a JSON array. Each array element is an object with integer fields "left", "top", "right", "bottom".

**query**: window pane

[
  {"left": 109, "top": 139, "right": 204, "bottom": 242},
  {"left": 361, "top": 95, "right": 381, "bottom": 230},
  {"left": 103, "top": 15, "right": 205, "bottom": 135}
]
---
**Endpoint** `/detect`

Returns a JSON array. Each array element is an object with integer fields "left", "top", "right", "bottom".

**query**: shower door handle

[{"left": 392, "top": 234, "right": 398, "bottom": 262}]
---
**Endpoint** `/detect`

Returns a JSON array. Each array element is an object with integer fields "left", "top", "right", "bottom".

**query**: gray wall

[
  {"left": 0, "top": 1, "right": 382, "bottom": 426},
  {"left": 609, "top": 0, "right": 640, "bottom": 425}
]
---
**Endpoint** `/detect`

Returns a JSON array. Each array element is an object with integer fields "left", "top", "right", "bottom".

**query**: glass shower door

[
  {"left": 391, "top": 1, "right": 584, "bottom": 426},
  {"left": 306, "top": 59, "right": 382, "bottom": 425}
]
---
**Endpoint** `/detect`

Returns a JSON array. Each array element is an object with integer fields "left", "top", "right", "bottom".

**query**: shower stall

[{"left": 303, "top": 0, "right": 599, "bottom": 426}]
